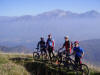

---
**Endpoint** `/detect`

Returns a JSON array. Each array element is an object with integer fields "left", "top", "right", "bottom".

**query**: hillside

[
  {"left": 0, "top": 53, "right": 100, "bottom": 75},
  {"left": 0, "top": 53, "right": 30, "bottom": 75},
  {"left": 0, "top": 45, "right": 32, "bottom": 53}
]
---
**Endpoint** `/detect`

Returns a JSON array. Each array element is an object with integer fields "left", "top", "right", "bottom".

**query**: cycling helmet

[
  {"left": 64, "top": 36, "right": 69, "bottom": 39},
  {"left": 40, "top": 37, "right": 44, "bottom": 39},
  {"left": 74, "top": 41, "right": 79, "bottom": 44},
  {"left": 48, "top": 34, "right": 52, "bottom": 37},
  {"left": 48, "top": 34, "right": 52, "bottom": 39}
]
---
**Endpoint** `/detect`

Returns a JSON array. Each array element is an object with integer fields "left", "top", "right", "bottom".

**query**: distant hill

[
  {"left": 0, "top": 9, "right": 100, "bottom": 47},
  {"left": 0, "top": 45, "right": 32, "bottom": 53},
  {"left": 80, "top": 39, "right": 100, "bottom": 66}
]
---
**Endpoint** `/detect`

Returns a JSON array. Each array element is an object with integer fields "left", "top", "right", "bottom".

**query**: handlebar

[
  {"left": 36, "top": 48, "right": 39, "bottom": 50},
  {"left": 57, "top": 49, "right": 72, "bottom": 56}
]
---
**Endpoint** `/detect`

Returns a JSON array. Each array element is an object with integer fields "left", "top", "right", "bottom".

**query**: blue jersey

[{"left": 73, "top": 47, "right": 84, "bottom": 57}]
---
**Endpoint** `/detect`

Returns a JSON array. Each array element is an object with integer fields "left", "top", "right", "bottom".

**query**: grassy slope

[
  {"left": 0, "top": 53, "right": 100, "bottom": 75},
  {"left": 0, "top": 53, "right": 30, "bottom": 75}
]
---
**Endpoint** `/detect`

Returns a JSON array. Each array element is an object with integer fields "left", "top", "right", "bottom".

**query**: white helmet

[{"left": 64, "top": 36, "right": 69, "bottom": 39}]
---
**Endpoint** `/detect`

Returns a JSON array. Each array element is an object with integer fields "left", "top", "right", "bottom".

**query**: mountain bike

[
  {"left": 63, "top": 55, "right": 89, "bottom": 75},
  {"left": 56, "top": 50, "right": 89, "bottom": 75}
]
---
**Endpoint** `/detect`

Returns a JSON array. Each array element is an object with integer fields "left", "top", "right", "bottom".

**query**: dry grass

[
  {"left": 0, "top": 53, "right": 30, "bottom": 75},
  {"left": 0, "top": 52, "right": 100, "bottom": 75}
]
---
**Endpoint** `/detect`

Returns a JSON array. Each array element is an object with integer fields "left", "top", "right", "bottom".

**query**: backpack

[
  {"left": 47, "top": 39, "right": 54, "bottom": 47},
  {"left": 71, "top": 42, "right": 73, "bottom": 49}
]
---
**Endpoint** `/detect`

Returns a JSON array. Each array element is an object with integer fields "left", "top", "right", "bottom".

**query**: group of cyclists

[{"left": 37, "top": 34, "right": 84, "bottom": 65}]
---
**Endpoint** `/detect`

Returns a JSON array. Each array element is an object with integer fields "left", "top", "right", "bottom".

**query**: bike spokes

[{"left": 79, "top": 64, "right": 89, "bottom": 75}]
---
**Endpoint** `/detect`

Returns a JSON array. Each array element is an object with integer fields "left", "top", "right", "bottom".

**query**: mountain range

[{"left": 0, "top": 9, "right": 100, "bottom": 47}]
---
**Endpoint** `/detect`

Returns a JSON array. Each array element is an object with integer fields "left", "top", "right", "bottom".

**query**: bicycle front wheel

[
  {"left": 77, "top": 64, "right": 89, "bottom": 75},
  {"left": 33, "top": 52, "right": 40, "bottom": 60}
]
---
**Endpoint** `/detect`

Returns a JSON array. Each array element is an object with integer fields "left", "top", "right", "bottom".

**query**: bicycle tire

[
  {"left": 33, "top": 52, "right": 40, "bottom": 59},
  {"left": 76, "top": 64, "right": 89, "bottom": 75}
]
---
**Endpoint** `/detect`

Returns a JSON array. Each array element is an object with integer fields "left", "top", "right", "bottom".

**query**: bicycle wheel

[
  {"left": 77, "top": 64, "right": 89, "bottom": 75},
  {"left": 33, "top": 52, "right": 40, "bottom": 59}
]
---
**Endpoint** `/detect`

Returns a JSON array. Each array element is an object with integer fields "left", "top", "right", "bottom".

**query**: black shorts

[
  {"left": 48, "top": 47, "right": 53, "bottom": 53},
  {"left": 40, "top": 48, "right": 46, "bottom": 53},
  {"left": 75, "top": 55, "right": 82, "bottom": 64}
]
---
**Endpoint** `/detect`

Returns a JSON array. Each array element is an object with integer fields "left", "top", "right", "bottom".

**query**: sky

[{"left": 0, "top": 0, "right": 100, "bottom": 16}]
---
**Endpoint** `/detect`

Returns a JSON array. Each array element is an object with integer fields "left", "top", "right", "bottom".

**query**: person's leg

[
  {"left": 49, "top": 48, "right": 52, "bottom": 60},
  {"left": 77, "top": 56, "right": 81, "bottom": 65},
  {"left": 51, "top": 47, "right": 54, "bottom": 57},
  {"left": 48, "top": 48, "right": 52, "bottom": 60},
  {"left": 78, "top": 57, "right": 82, "bottom": 70},
  {"left": 66, "top": 50, "right": 69, "bottom": 56},
  {"left": 75, "top": 55, "right": 79, "bottom": 64},
  {"left": 49, "top": 52, "right": 52, "bottom": 60},
  {"left": 44, "top": 48, "right": 47, "bottom": 55},
  {"left": 79, "top": 58, "right": 82, "bottom": 64},
  {"left": 69, "top": 48, "right": 71, "bottom": 54},
  {"left": 43, "top": 48, "right": 47, "bottom": 58},
  {"left": 66, "top": 49, "right": 71, "bottom": 56},
  {"left": 40, "top": 49, "right": 43, "bottom": 56},
  {"left": 40, "top": 49, "right": 44, "bottom": 59}
]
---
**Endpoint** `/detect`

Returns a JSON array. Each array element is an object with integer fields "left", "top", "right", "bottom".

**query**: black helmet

[
  {"left": 48, "top": 34, "right": 52, "bottom": 37},
  {"left": 40, "top": 37, "right": 44, "bottom": 40}
]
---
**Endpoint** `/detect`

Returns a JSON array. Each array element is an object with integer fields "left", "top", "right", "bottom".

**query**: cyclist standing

[
  {"left": 59, "top": 36, "right": 72, "bottom": 55},
  {"left": 37, "top": 37, "right": 47, "bottom": 57},
  {"left": 71, "top": 41, "right": 84, "bottom": 64},
  {"left": 46, "top": 34, "right": 55, "bottom": 60}
]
